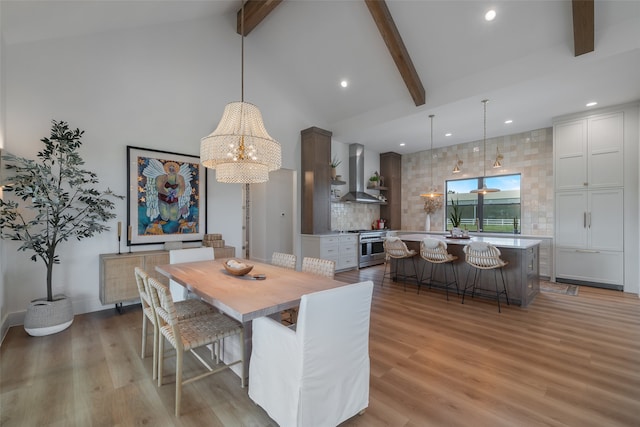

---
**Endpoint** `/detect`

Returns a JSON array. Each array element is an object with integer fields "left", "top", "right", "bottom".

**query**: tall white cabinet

[{"left": 553, "top": 104, "right": 639, "bottom": 291}]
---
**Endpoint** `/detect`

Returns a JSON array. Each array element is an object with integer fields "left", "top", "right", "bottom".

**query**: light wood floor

[{"left": 2, "top": 266, "right": 639, "bottom": 426}]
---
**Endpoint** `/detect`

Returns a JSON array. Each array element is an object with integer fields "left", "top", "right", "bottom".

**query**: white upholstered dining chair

[
  {"left": 248, "top": 280, "right": 374, "bottom": 427},
  {"left": 169, "top": 247, "right": 214, "bottom": 302}
]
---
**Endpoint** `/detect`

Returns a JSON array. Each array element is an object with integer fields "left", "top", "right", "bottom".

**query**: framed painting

[{"left": 127, "top": 146, "right": 206, "bottom": 245}]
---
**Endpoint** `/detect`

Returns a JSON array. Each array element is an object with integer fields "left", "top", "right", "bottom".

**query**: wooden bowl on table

[{"left": 224, "top": 259, "right": 254, "bottom": 276}]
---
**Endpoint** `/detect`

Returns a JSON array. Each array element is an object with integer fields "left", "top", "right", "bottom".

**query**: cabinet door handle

[
  {"left": 583, "top": 212, "right": 587, "bottom": 228},
  {"left": 576, "top": 249, "right": 599, "bottom": 253},
  {"left": 588, "top": 212, "right": 592, "bottom": 228}
]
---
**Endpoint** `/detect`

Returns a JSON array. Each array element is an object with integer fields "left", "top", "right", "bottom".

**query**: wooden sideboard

[{"left": 99, "top": 246, "right": 236, "bottom": 308}]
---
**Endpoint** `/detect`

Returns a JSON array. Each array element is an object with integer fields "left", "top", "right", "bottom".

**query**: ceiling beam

[
  {"left": 572, "top": 0, "right": 594, "bottom": 56},
  {"left": 364, "top": 0, "right": 425, "bottom": 106},
  {"left": 236, "top": 0, "right": 283, "bottom": 36}
]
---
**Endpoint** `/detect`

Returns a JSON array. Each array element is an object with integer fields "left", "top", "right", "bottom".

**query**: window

[{"left": 445, "top": 174, "right": 521, "bottom": 233}]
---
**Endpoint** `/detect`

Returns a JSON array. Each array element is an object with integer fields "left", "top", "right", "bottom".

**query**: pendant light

[
  {"left": 471, "top": 99, "right": 500, "bottom": 194},
  {"left": 200, "top": 2, "right": 281, "bottom": 184},
  {"left": 420, "top": 114, "right": 444, "bottom": 198}
]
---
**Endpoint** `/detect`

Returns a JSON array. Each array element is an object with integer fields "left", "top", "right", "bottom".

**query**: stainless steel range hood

[{"left": 340, "top": 143, "right": 382, "bottom": 204}]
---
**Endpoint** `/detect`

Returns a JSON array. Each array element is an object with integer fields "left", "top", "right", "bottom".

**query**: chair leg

[
  {"left": 501, "top": 268, "right": 510, "bottom": 306},
  {"left": 158, "top": 336, "right": 164, "bottom": 387},
  {"left": 450, "top": 263, "right": 460, "bottom": 297},
  {"left": 141, "top": 313, "right": 148, "bottom": 358},
  {"left": 152, "top": 321, "right": 158, "bottom": 380},
  {"left": 175, "top": 349, "right": 183, "bottom": 417},
  {"left": 381, "top": 260, "right": 389, "bottom": 287},
  {"left": 494, "top": 269, "right": 502, "bottom": 313}
]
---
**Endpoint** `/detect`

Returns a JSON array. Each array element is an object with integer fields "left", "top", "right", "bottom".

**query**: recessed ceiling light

[
  {"left": 340, "top": 80, "right": 348, "bottom": 88},
  {"left": 445, "top": 133, "right": 452, "bottom": 137},
  {"left": 399, "top": 142, "right": 406, "bottom": 147},
  {"left": 586, "top": 101, "right": 598, "bottom": 107},
  {"left": 504, "top": 119, "right": 513, "bottom": 124},
  {"left": 485, "top": 10, "right": 496, "bottom": 21}
]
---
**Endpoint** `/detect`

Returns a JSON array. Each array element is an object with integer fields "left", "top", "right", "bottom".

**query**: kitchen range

[{"left": 346, "top": 229, "right": 387, "bottom": 268}]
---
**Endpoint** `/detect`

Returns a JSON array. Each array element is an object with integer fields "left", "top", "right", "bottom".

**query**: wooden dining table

[{"left": 155, "top": 258, "right": 349, "bottom": 378}]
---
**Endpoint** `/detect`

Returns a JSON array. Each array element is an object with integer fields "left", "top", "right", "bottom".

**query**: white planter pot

[{"left": 24, "top": 295, "right": 74, "bottom": 337}]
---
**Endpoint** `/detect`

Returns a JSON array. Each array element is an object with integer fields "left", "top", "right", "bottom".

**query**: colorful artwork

[{"left": 127, "top": 147, "right": 206, "bottom": 245}]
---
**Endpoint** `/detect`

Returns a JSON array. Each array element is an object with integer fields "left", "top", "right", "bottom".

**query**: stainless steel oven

[{"left": 359, "top": 230, "right": 387, "bottom": 268}]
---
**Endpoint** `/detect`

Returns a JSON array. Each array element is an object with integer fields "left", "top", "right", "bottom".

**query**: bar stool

[
  {"left": 418, "top": 238, "right": 459, "bottom": 300},
  {"left": 462, "top": 242, "right": 510, "bottom": 312},
  {"left": 381, "top": 236, "right": 417, "bottom": 290}
]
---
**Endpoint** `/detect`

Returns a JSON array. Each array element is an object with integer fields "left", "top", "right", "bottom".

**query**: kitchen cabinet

[
  {"left": 301, "top": 234, "right": 358, "bottom": 272},
  {"left": 301, "top": 127, "right": 332, "bottom": 234},
  {"left": 555, "top": 189, "right": 623, "bottom": 251},
  {"left": 554, "top": 111, "right": 623, "bottom": 190},
  {"left": 553, "top": 107, "right": 626, "bottom": 289},
  {"left": 379, "top": 152, "right": 401, "bottom": 229}
]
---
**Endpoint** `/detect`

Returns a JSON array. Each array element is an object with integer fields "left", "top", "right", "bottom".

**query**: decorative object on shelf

[
  {"left": 0, "top": 120, "right": 123, "bottom": 336},
  {"left": 200, "top": 1, "right": 281, "bottom": 184},
  {"left": 452, "top": 155, "right": 463, "bottom": 174},
  {"left": 423, "top": 196, "right": 443, "bottom": 231},
  {"left": 330, "top": 155, "right": 341, "bottom": 179},
  {"left": 449, "top": 196, "right": 462, "bottom": 230},
  {"left": 420, "top": 114, "right": 444, "bottom": 198},
  {"left": 127, "top": 146, "right": 206, "bottom": 246},
  {"left": 369, "top": 171, "right": 380, "bottom": 187},
  {"left": 471, "top": 99, "right": 500, "bottom": 194}
]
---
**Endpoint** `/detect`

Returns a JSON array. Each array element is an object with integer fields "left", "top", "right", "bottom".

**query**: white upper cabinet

[{"left": 554, "top": 111, "right": 623, "bottom": 190}]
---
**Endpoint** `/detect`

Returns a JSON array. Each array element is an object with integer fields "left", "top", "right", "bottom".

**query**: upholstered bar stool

[
  {"left": 381, "top": 236, "right": 418, "bottom": 290},
  {"left": 419, "top": 238, "right": 459, "bottom": 300},
  {"left": 462, "top": 242, "right": 510, "bottom": 312}
]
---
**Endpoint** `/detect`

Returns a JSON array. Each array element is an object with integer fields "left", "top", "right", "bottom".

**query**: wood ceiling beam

[
  {"left": 236, "top": 0, "right": 283, "bottom": 36},
  {"left": 364, "top": 0, "right": 425, "bottom": 106},
  {"left": 572, "top": 0, "right": 594, "bottom": 56}
]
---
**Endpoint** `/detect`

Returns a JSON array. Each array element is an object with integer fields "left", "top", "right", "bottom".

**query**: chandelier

[
  {"left": 200, "top": 3, "right": 281, "bottom": 183},
  {"left": 471, "top": 99, "right": 499, "bottom": 194},
  {"left": 420, "top": 114, "right": 444, "bottom": 198}
]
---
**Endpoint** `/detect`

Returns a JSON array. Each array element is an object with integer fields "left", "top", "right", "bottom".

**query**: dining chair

[
  {"left": 169, "top": 247, "right": 214, "bottom": 302},
  {"left": 301, "top": 257, "right": 336, "bottom": 279},
  {"left": 272, "top": 252, "right": 298, "bottom": 324},
  {"left": 134, "top": 267, "right": 215, "bottom": 380},
  {"left": 272, "top": 252, "right": 297, "bottom": 270},
  {"left": 419, "top": 238, "right": 459, "bottom": 300},
  {"left": 147, "top": 276, "right": 245, "bottom": 416},
  {"left": 381, "top": 236, "right": 417, "bottom": 290},
  {"left": 248, "top": 280, "right": 374, "bottom": 427},
  {"left": 462, "top": 242, "right": 510, "bottom": 312}
]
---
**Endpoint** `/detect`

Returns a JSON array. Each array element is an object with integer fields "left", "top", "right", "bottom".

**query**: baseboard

[{"left": 556, "top": 277, "right": 624, "bottom": 291}]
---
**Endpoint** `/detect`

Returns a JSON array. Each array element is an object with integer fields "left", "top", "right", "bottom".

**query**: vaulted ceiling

[{"left": 2, "top": 0, "right": 639, "bottom": 154}]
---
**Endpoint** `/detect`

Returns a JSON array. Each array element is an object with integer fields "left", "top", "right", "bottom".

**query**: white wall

[{"left": 2, "top": 14, "right": 319, "bottom": 321}]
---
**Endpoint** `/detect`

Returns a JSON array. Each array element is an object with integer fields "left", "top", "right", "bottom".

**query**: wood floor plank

[{"left": 1, "top": 265, "right": 639, "bottom": 426}]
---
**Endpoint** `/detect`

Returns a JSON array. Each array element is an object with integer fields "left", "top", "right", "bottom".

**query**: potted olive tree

[{"left": 0, "top": 120, "right": 122, "bottom": 336}]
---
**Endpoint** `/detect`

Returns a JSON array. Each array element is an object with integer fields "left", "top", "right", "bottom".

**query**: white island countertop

[{"left": 398, "top": 233, "right": 542, "bottom": 249}]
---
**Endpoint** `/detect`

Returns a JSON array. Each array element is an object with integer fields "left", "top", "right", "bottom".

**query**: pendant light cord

[
  {"left": 482, "top": 99, "right": 488, "bottom": 176},
  {"left": 241, "top": 2, "right": 244, "bottom": 102}
]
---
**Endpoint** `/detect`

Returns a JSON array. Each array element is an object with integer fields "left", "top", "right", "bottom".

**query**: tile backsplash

[
  {"left": 402, "top": 127, "right": 553, "bottom": 236},
  {"left": 329, "top": 127, "right": 553, "bottom": 236}
]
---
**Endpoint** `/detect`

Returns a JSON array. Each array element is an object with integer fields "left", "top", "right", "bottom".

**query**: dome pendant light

[
  {"left": 471, "top": 99, "right": 500, "bottom": 194},
  {"left": 200, "top": 2, "right": 281, "bottom": 183},
  {"left": 420, "top": 114, "right": 444, "bottom": 198}
]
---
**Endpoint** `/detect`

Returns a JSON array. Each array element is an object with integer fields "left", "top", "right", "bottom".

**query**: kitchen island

[{"left": 397, "top": 233, "right": 541, "bottom": 307}]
